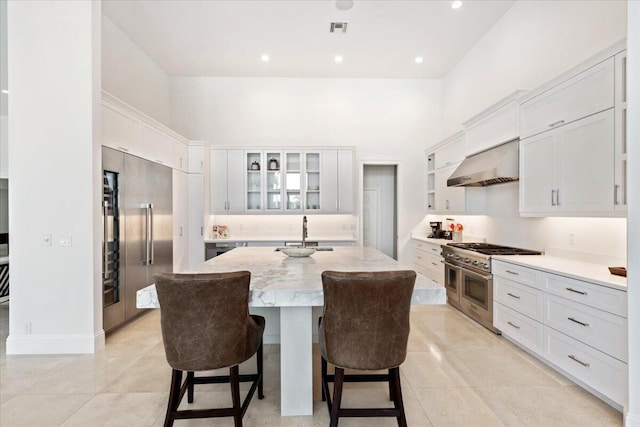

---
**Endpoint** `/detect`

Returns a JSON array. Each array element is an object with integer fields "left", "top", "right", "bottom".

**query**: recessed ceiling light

[
  {"left": 451, "top": 1, "right": 462, "bottom": 9},
  {"left": 261, "top": 54, "right": 270, "bottom": 62},
  {"left": 334, "top": 55, "right": 343, "bottom": 63},
  {"left": 415, "top": 56, "right": 424, "bottom": 64},
  {"left": 335, "top": 0, "right": 354, "bottom": 11},
  {"left": 1, "top": 89, "right": 8, "bottom": 95}
]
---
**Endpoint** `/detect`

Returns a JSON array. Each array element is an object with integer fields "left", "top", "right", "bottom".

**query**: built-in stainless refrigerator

[{"left": 102, "top": 147, "right": 173, "bottom": 332}]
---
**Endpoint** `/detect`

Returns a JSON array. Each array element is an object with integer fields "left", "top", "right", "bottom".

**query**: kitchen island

[{"left": 137, "top": 246, "right": 446, "bottom": 416}]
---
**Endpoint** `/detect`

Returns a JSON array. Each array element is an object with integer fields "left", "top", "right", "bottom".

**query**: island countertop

[{"left": 137, "top": 246, "right": 446, "bottom": 308}]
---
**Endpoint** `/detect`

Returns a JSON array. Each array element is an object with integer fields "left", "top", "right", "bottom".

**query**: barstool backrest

[
  {"left": 155, "top": 271, "right": 262, "bottom": 371},
  {"left": 320, "top": 270, "right": 416, "bottom": 370}
]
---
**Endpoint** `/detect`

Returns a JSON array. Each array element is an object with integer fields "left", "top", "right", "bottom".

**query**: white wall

[
  {"left": 7, "top": 1, "right": 103, "bottom": 354},
  {"left": 1, "top": 0, "right": 8, "bottom": 179},
  {"left": 625, "top": 2, "right": 639, "bottom": 425},
  {"left": 171, "top": 77, "right": 443, "bottom": 263},
  {"left": 443, "top": 0, "right": 627, "bottom": 135},
  {"left": 101, "top": 14, "right": 171, "bottom": 126},
  {"left": 430, "top": 0, "right": 628, "bottom": 259}
]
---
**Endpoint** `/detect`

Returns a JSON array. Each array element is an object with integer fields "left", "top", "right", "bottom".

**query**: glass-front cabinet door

[
  {"left": 304, "top": 151, "right": 321, "bottom": 211},
  {"left": 265, "top": 151, "right": 283, "bottom": 212},
  {"left": 245, "top": 151, "right": 263, "bottom": 211},
  {"left": 284, "top": 152, "right": 302, "bottom": 211}
]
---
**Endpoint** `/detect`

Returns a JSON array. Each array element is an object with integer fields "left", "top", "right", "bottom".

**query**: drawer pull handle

[
  {"left": 507, "top": 293, "right": 520, "bottom": 299},
  {"left": 431, "top": 262, "right": 438, "bottom": 266},
  {"left": 568, "top": 317, "right": 589, "bottom": 327},
  {"left": 417, "top": 256, "right": 423, "bottom": 260},
  {"left": 548, "top": 119, "right": 566, "bottom": 128},
  {"left": 507, "top": 321, "right": 520, "bottom": 329},
  {"left": 568, "top": 354, "right": 590, "bottom": 367},
  {"left": 566, "top": 287, "right": 587, "bottom": 296},
  {"left": 505, "top": 270, "right": 519, "bottom": 275}
]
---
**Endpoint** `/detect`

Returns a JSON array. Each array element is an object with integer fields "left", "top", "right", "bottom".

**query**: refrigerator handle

[
  {"left": 103, "top": 201, "right": 109, "bottom": 279},
  {"left": 142, "top": 203, "right": 151, "bottom": 265},
  {"left": 149, "top": 203, "right": 155, "bottom": 265}
]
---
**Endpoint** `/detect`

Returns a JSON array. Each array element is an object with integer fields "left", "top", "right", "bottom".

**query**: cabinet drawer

[
  {"left": 495, "top": 302, "right": 543, "bottom": 354},
  {"left": 426, "top": 253, "right": 444, "bottom": 275},
  {"left": 412, "top": 249, "right": 429, "bottom": 268},
  {"left": 492, "top": 261, "right": 539, "bottom": 288},
  {"left": 414, "top": 240, "right": 442, "bottom": 255},
  {"left": 542, "top": 273, "right": 627, "bottom": 316},
  {"left": 544, "top": 294, "right": 627, "bottom": 362},
  {"left": 520, "top": 58, "right": 614, "bottom": 139},
  {"left": 494, "top": 277, "right": 543, "bottom": 321},
  {"left": 543, "top": 326, "right": 626, "bottom": 405}
]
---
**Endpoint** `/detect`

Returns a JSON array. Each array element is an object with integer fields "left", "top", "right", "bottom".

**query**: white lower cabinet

[
  {"left": 412, "top": 239, "right": 444, "bottom": 285},
  {"left": 493, "top": 259, "right": 627, "bottom": 407},
  {"left": 543, "top": 326, "right": 627, "bottom": 406}
]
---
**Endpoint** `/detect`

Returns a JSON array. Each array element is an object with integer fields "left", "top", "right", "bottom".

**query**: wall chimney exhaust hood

[{"left": 447, "top": 139, "right": 519, "bottom": 187}]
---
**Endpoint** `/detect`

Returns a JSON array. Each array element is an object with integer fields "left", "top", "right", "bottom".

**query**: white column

[
  {"left": 6, "top": 0, "right": 103, "bottom": 354},
  {"left": 280, "top": 306, "right": 314, "bottom": 415},
  {"left": 626, "top": 2, "right": 640, "bottom": 426}
]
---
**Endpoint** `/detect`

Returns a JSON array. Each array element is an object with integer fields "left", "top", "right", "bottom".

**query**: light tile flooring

[{"left": 0, "top": 302, "right": 622, "bottom": 426}]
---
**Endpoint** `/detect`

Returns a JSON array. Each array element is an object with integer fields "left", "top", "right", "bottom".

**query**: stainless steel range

[{"left": 442, "top": 243, "right": 541, "bottom": 334}]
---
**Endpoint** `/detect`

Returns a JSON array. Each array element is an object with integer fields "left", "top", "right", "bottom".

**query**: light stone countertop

[
  {"left": 137, "top": 246, "right": 446, "bottom": 308},
  {"left": 0, "top": 256, "right": 8, "bottom": 265},
  {"left": 493, "top": 254, "right": 627, "bottom": 291},
  {"left": 204, "top": 234, "right": 357, "bottom": 244}
]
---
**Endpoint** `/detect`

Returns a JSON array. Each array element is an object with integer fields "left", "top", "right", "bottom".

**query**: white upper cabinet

[
  {"left": 102, "top": 104, "right": 141, "bottom": 155},
  {"left": 140, "top": 124, "right": 173, "bottom": 166},
  {"left": 210, "top": 149, "right": 244, "bottom": 214},
  {"left": 434, "top": 133, "right": 465, "bottom": 169},
  {"left": 463, "top": 91, "right": 526, "bottom": 155},
  {"left": 614, "top": 51, "right": 627, "bottom": 212},
  {"left": 173, "top": 141, "right": 188, "bottom": 172},
  {"left": 520, "top": 110, "right": 615, "bottom": 216},
  {"left": 322, "top": 149, "right": 354, "bottom": 213},
  {"left": 188, "top": 143, "right": 205, "bottom": 173},
  {"left": 519, "top": 58, "right": 614, "bottom": 140},
  {"left": 435, "top": 163, "right": 466, "bottom": 213}
]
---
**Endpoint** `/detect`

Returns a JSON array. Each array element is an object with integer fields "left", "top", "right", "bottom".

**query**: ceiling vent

[{"left": 330, "top": 22, "right": 348, "bottom": 33}]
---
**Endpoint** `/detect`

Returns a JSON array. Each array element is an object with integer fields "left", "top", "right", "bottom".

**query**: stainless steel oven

[{"left": 442, "top": 243, "right": 541, "bottom": 334}]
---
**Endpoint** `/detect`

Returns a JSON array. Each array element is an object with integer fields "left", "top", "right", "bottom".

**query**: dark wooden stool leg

[
  {"left": 257, "top": 340, "right": 264, "bottom": 399},
  {"left": 321, "top": 357, "right": 327, "bottom": 402},
  {"left": 391, "top": 367, "right": 407, "bottom": 427},
  {"left": 388, "top": 369, "right": 396, "bottom": 401},
  {"left": 164, "top": 369, "right": 182, "bottom": 427},
  {"left": 230, "top": 365, "right": 242, "bottom": 427},
  {"left": 187, "top": 371, "right": 195, "bottom": 403},
  {"left": 330, "top": 367, "right": 345, "bottom": 427}
]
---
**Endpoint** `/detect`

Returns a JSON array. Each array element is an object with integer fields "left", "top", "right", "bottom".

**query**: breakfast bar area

[{"left": 137, "top": 246, "right": 446, "bottom": 416}]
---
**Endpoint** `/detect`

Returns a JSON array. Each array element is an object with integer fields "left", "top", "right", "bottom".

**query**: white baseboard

[{"left": 6, "top": 330, "right": 105, "bottom": 354}]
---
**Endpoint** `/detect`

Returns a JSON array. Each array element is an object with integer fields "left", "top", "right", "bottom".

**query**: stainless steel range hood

[{"left": 447, "top": 139, "right": 519, "bottom": 187}]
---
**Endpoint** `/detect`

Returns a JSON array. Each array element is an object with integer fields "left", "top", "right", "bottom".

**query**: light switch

[{"left": 59, "top": 235, "right": 72, "bottom": 247}]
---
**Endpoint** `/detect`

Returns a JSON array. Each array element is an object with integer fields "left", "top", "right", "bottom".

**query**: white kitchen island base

[
  {"left": 280, "top": 306, "right": 314, "bottom": 415},
  {"left": 137, "top": 246, "right": 446, "bottom": 416}
]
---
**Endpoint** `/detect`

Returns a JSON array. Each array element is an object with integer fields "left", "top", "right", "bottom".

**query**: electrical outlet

[
  {"left": 24, "top": 322, "right": 32, "bottom": 334},
  {"left": 569, "top": 233, "right": 575, "bottom": 245},
  {"left": 59, "top": 235, "right": 72, "bottom": 247},
  {"left": 43, "top": 234, "right": 52, "bottom": 246},
  {"left": 239, "top": 223, "right": 244, "bottom": 230}
]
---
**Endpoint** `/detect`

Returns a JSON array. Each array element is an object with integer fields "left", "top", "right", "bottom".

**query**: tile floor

[{"left": 0, "top": 302, "right": 623, "bottom": 426}]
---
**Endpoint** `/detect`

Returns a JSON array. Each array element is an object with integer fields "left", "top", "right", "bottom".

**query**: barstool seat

[
  {"left": 319, "top": 270, "right": 416, "bottom": 427},
  {"left": 155, "top": 271, "right": 264, "bottom": 427}
]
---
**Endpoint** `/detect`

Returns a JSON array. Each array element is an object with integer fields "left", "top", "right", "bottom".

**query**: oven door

[
  {"left": 444, "top": 262, "right": 461, "bottom": 306},
  {"left": 460, "top": 268, "right": 492, "bottom": 312}
]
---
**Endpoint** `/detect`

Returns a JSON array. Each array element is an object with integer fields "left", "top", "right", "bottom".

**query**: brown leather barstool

[
  {"left": 319, "top": 270, "right": 416, "bottom": 427},
  {"left": 154, "top": 271, "right": 264, "bottom": 427}
]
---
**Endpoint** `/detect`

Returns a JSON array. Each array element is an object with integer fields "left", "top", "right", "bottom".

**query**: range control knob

[
  {"left": 471, "top": 261, "right": 479, "bottom": 266},
  {"left": 482, "top": 263, "right": 489, "bottom": 269},
  {"left": 463, "top": 258, "right": 470, "bottom": 263}
]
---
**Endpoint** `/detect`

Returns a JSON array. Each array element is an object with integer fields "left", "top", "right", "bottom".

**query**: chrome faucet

[{"left": 302, "top": 216, "right": 308, "bottom": 247}]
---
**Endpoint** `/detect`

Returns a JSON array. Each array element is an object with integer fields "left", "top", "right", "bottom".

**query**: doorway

[{"left": 363, "top": 165, "right": 397, "bottom": 260}]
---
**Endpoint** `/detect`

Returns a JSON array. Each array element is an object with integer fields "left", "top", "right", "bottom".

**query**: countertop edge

[{"left": 492, "top": 255, "right": 627, "bottom": 292}]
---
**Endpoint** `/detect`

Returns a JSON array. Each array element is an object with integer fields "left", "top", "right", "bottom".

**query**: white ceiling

[{"left": 102, "top": 0, "right": 515, "bottom": 79}]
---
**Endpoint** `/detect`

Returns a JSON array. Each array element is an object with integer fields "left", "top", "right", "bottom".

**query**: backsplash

[{"left": 206, "top": 214, "right": 358, "bottom": 240}]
